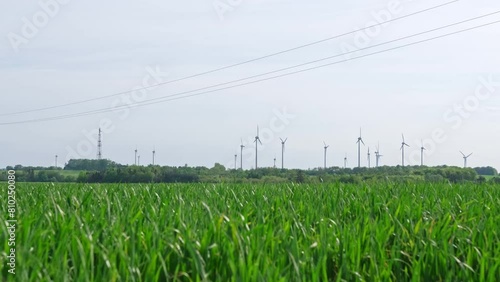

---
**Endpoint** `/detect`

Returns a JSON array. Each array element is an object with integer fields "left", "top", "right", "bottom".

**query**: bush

[
  {"left": 489, "top": 177, "right": 500, "bottom": 184},
  {"left": 425, "top": 174, "right": 445, "bottom": 183}
]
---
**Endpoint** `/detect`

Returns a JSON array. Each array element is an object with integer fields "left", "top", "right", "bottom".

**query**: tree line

[{"left": 1, "top": 159, "right": 498, "bottom": 184}]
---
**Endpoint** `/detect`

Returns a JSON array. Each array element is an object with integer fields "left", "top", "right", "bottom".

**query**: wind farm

[
  {"left": 36, "top": 124, "right": 489, "bottom": 172},
  {"left": 216, "top": 126, "right": 483, "bottom": 171}
]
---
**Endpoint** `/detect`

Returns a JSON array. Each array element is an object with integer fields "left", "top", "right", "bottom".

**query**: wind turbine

[
  {"left": 55, "top": 155, "right": 58, "bottom": 168},
  {"left": 420, "top": 140, "right": 426, "bottom": 166},
  {"left": 400, "top": 134, "right": 409, "bottom": 167},
  {"left": 280, "top": 138, "right": 288, "bottom": 170},
  {"left": 240, "top": 139, "right": 245, "bottom": 170},
  {"left": 234, "top": 153, "right": 238, "bottom": 170},
  {"left": 356, "top": 128, "right": 365, "bottom": 168},
  {"left": 344, "top": 153, "right": 348, "bottom": 169},
  {"left": 375, "top": 143, "right": 382, "bottom": 167},
  {"left": 367, "top": 147, "right": 371, "bottom": 168},
  {"left": 254, "top": 126, "right": 262, "bottom": 169},
  {"left": 97, "top": 128, "right": 102, "bottom": 160},
  {"left": 152, "top": 147, "right": 156, "bottom": 165},
  {"left": 134, "top": 147, "right": 138, "bottom": 165},
  {"left": 323, "top": 142, "right": 329, "bottom": 169},
  {"left": 273, "top": 156, "right": 277, "bottom": 168},
  {"left": 460, "top": 151, "right": 473, "bottom": 168}
]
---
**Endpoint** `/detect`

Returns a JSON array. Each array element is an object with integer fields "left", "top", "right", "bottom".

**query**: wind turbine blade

[
  {"left": 258, "top": 139, "right": 263, "bottom": 145},
  {"left": 280, "top": 138, "right": 284, "bottom": 143},
  {"left": 284, "top": 138, "right": 288, "bottom": 143},
  {"left": 467, "top": 153, "right": 473, "bottom": 157},
  {"left": 460, "top": 151, "right": 465, "bottom": 157},
  {"left": 361, "top": 139, "right": 365, "bottom": 145},
  {"left": 402, "top": 134, "right": 405, "bottom": 142}
]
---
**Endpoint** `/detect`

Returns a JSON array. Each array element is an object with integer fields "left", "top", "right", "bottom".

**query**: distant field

[
  {"left": 480, "top": 175, "right": 496, "bottom": 181},
  {"left": 1, "top": 182, "right": 499, "bottom": 281}
]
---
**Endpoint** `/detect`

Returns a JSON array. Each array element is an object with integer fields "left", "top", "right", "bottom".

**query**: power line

[
  {"left": 0, "top": 0, "right": 460, "bottom": 117},
  {"left": 1, "top": 13, "right": 498, "bottom": 125}
]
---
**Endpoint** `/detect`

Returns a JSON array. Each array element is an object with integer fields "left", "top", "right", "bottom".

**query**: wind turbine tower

[
  {"left": 134, "top": 148, "right": 138, "bottom": 165},
  {"left": 138, "top": 155, "right": 141, "bottom": 166},
  {"left": 400, "top": 134, "right": 410, "bottom": 167},
  {"left": 97, "top": 128, "right": 102, "bottom": 160},
  {"left": 55, "top": 155, "right": 58, "bottom": 168},
  {"left": 375, "top": 143, "right": 382, "bottom": 168},
  {"left": 356, "top": 128, "right": 365, "bottom": 168},
  {"left": 152, "top": 147, "right": 156, "bottom": 165},
  {"left": 273, "top": 157, "right": 277, "bottom": 168},
  {"left": 367, "top": 147, "right": 371, "bottom": 168},
  {"left": 460, "top": 151, "right": 473, "bottom": 168},
  {"left": 254, "top": 126, "right": 262, "bottom": 169},
  {"left": 234, "top": 154, "right": 238, "bottom": 170},
  {"left": 323, "top": 142, "right": 329, "bottom": 169},
  {"left": 420, "top": 141, "right": 426, "bottom": 166},
  {"left": 240, "top": 139, "right": 245, "bottom": 170},
  {"left": 344, "top": 153, "right": 348, "bottom": 169},
  {"left": 280, "top": 138, "right": 288, "bottom": 169}
]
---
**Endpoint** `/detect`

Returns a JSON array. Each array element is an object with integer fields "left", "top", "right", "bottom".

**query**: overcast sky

[{"left": 1, "top": 0, "right": 499, "bottom": 170}]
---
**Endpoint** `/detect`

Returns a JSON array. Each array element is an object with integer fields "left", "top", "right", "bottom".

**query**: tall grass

[{"left": 1, "top": 182, "right": 499, "bottom": 281}]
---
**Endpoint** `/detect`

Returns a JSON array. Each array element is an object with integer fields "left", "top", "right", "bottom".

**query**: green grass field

[
  {"left": 1, "top": 182, "right": 500, "bottom": 281},
  {"left": 480, "top": 175, "right": 496, "bottom": 181}
]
